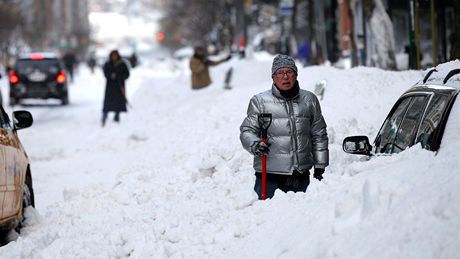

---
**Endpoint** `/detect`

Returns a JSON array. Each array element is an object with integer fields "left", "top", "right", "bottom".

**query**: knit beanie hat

[{"left": 271, "top": 54, "right": 298, "bottom": 75}]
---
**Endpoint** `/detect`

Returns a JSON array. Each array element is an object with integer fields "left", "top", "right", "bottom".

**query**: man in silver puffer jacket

[{"left": 240, "top": 54, "right": 329, "bottom": 199}]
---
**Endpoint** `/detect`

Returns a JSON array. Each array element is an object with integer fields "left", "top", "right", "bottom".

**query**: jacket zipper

[{"left": 287, "top": 99, "right": 299, "bottom": 170}]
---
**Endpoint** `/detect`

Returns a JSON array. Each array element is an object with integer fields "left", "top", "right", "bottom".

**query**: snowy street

[{"left": 0, "top": 56, "right": 459, "bottom": 259}]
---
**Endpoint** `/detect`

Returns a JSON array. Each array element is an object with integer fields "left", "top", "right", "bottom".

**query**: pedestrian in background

[
  {"left": 189, "top": 46, "right": 230, "bottom": 90},
  {"left": 62, "top": 51, "right": 77, "bottom": 83},
  {"left": 297, "top": 41, "right": 310, "bottom": 67},
  {"left": 102, "top": 50, "right": 130, "bottom": 127},
  {"left": 129, "top": 52, "right": 139, "bottom": 68},
  {"left": 240, "top": 54, "right": 329, "bottom": 199},
  {"left": 87, "top": 52, "right": 97, "bottom": 74}
]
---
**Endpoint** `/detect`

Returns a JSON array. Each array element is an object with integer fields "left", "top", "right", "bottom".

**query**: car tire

[
  {"left": 61, "top": 95, "right": 69, "bottom": 106},
  {"left": 16, "top": 172, "right": 34, "bottom": 233},
  {"left": 9, "top": 97, "right": 17, "bottom": 106},
  {"left": 23, "top": 172, "right": 35, "bottom": 208},
  {"left": 0, "top": 229, "right": 10, "bottom": 245}
]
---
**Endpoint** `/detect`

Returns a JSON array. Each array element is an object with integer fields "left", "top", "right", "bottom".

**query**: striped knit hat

[{"left": 271, "top": 54, "right": 298, "bottom": 75}]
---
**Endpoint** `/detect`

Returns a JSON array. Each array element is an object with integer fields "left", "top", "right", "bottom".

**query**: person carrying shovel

[
  {"left": 101, "top": 49, "right": 130, "bottom": 127},
  {"left": 240, "top": 54, "right": 329, "bottom": 200}
]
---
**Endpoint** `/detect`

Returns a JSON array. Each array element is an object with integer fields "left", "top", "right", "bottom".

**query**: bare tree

[
  {"left": 348, "top": 0, "right": 359, "bottom": 67},
  {"left": 159, "top": 0, "right": 227, "bottom": 49},
  {"left": 0, "top": 1, "right": 22, "bottom": 64}
]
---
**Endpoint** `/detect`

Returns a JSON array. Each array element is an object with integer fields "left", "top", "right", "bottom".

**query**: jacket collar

[
  {"left": 272, "top": 81, "right": 300, "bottom": 100},
  {"left": 110, "top": 59, "right": 124, "bottom": 67}
]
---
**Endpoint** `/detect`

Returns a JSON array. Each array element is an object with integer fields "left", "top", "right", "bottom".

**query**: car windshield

[
  {"left": 16, "top": 59, "right": 61, "bottom": 74},
  {"left": 374, "top": 97, "right": 412, "bottom": 153}
]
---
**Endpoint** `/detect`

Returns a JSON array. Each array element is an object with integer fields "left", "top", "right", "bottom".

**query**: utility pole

[
  {"left": 438, "top": 0, "right": 447, "bottom": 63},
  {"left": 235, "top": 0, "right": 245, "bottom": 57},
  {"left": 316, "top": 0, "right": 328, "bottom": 63},
  {"left": 279, "top": 0, "right": 294, "bottom": 55},
  {"left": 241, "top": 0, "right": 252, "bottom": 58},
  {"left": 408, "top": 0, "right": 420, "bottom": 69},
  {"left": 415, "top": 0, "right": 421, "bottom": 69},
  {"left": 361, "top": 0, "right": 366, "bottom": 66}
]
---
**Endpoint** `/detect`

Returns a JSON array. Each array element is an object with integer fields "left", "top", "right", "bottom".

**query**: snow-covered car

[
  {"left": 343, "top": 62, "right": 459, "bottom": 156},
  {"left": 0, "top": 107, "right": 34, "bottom": 236}
]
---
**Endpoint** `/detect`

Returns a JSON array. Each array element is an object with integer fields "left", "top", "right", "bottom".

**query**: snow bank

[{"left": 0, "top": 55, "right": 458, "bottom": 259}]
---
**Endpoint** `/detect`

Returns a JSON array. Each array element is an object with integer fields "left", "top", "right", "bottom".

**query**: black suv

[
  {"left": 343, "top": 64, "right": 459, "bottom": 156},
  {"left": 8, "top": 53, "right": 69, "bottom": 106}
]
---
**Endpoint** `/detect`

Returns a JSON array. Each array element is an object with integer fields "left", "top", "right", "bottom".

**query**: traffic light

[{"left": 156, "top": 32, "right": 165, "bottom": 41}]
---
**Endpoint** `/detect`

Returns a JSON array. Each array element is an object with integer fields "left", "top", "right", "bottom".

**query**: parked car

[
  {"left": 8, "top": 52, "right": 69, "bottom": 106},
  {"left": 343, "top": 63, "right": 459, "bottom": 156},
  {"left": 0, "top": 71, "right": 3, "bottom": 106},
  {"left": 0, "top": 106, "right": 34, "bottom": 237}
]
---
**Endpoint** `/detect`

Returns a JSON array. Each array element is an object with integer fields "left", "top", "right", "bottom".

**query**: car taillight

[
  {"left": 30, "top": 53, "right": 45, "bottom": 60},
  {"left": 9, "top": 71, "right": 19, "bottom": 84},
  {"left": 56, "top": 70, "right": 66, "bottom": 83}
]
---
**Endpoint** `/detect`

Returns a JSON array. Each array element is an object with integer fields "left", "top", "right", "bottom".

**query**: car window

[
  {"left": 416, "top": 94, "right": 450, "bottom": 150},
  {"left": 375, "top": 97, "right": 412, "bottom": 154},
  {"left": 392, "top": 96, "right": 429, "bottom": 153},
  {"left": 0, "top": 107, "right": 11, "bottom": 129},
  {"left": 16, "top": 59, "right": 61, "bottom": 74}
]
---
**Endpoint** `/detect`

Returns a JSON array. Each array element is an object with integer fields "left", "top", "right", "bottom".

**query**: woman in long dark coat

[{"left": 102, "top": 50, "right": 130, "bottom": 126}]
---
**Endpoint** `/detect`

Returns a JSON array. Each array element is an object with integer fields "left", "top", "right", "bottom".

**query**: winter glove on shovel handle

[
  {"left": 314, "top": 168, "right": 325, "bottom": 181},
  {"left": 251, "top": 141, "right": 270, "bottom": 157}
]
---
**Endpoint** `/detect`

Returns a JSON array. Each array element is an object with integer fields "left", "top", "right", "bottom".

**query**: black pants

[
  {"left": 102, "top": 111, "right": 120, "bottom": 123},
  {"left": 253, "top": 171, "right": 310, "bottom": 200}
]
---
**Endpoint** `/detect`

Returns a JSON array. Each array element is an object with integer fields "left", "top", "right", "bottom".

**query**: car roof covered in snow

[{"left": 416, "top": 60, "right": 460, "bottom": 90}]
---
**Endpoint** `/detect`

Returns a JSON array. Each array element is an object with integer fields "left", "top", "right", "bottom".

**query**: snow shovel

[
  {"left": 258, "top": 113, "right": 272, "bottom": 200},
  {"left": 120, "top": 85, "right": 132, "bottom": 109}
]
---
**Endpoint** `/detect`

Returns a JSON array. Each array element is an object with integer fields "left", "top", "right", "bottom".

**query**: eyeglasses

[{"left": 274, "top": 70, "right": 295, "bottom": 78}]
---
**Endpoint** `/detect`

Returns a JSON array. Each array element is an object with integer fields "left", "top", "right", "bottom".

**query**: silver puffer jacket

[{"left": 240, "top": 84, "right": 329, "bottom": 175}]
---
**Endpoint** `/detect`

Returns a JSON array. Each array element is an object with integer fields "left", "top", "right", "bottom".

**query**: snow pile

[{"left": 0, "top": 55, "right": 458, "bottom": 259}]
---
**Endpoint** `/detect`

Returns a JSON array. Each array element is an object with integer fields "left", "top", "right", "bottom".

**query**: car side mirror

[
  {"left": 13, "top": 110, "right": 33, "bottom": 130},
  {"left": 343, "top": 135, "right": 372, "bottom": 156}
]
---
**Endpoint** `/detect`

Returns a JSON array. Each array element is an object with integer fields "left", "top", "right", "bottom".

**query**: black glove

[
  {"left": 313, "top": 168, "right": 325, "bottom": 181},
  {"left": 251, "top": 141, "right": 270, "bottom": 157}
]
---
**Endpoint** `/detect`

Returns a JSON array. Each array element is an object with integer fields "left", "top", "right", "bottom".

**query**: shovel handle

[
  {"left": 262, "top": 152, "right": 267, "bottom": 200},
  {"left": 261, "top": 136, "right": 268, "bottom": 200},
  {"left": 258, "top": 113, "right": 272, "bottom": 201}
]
